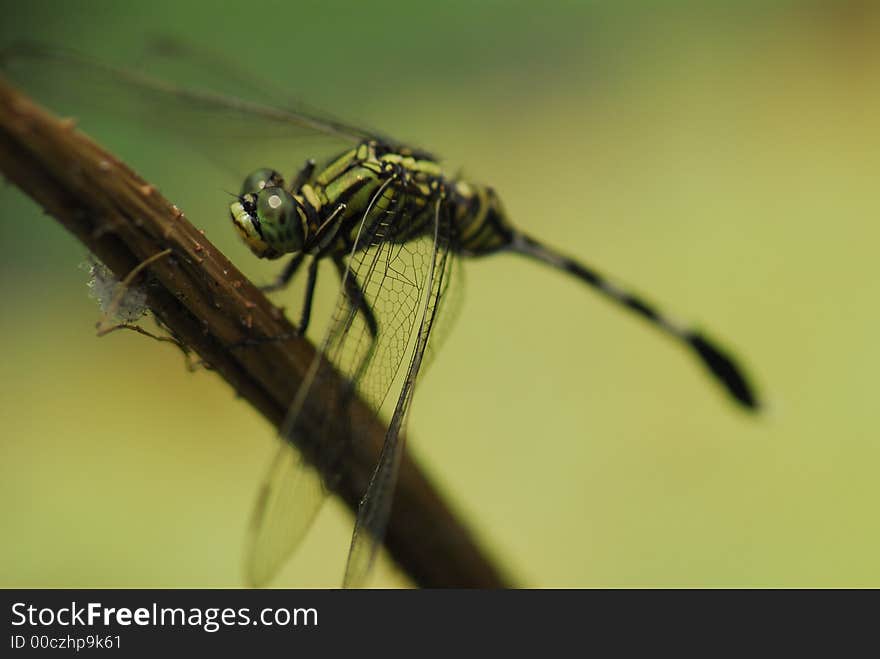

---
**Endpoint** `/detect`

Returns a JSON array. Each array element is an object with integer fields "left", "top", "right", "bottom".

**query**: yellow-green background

[{"left": 1, "top": 0, "right": 878, "bottom": 587}]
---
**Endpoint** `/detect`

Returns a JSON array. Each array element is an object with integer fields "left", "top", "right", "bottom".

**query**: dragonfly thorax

[{"left": 230, "top": 141, "right": 519, "bottom": 262}]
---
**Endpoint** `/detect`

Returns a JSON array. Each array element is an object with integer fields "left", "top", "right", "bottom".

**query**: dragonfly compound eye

[
  {"left": 240, "top": 168, "right": 284, "bottom": 195},
  {"left": 229, "top": 188, "right": 304, "bottom": 259},
  {"left": 254, "top": 187, "right": 305, "bottom": 254}
]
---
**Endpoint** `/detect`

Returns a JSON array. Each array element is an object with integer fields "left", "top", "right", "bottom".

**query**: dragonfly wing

[
  {"left": 321, "top": 191, "right": 449, "bottom": 415},
  {"left": 0, "top": 42, "right": 375, "bottom": 142},
  {"left": 244, "top": 442, "right": 327, "bottom": 587},
  {"left": 138, "top": 36, "right": 417, "bottom": 154},
  {"left": 0, "top": 41, "right": 367, "bottom": 180},
  {"left": 343, "top": 198, "right": 453, "bottom": 588},
  {"left": 421, "top": 248, "right": 462, "bottom": 377},
  {"left": 250, "top": 183, "right": 452, "bottom": 585}
]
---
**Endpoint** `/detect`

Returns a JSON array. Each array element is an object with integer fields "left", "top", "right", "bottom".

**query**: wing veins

[{"left": 342, "top": 197, "right": 450, "bottom": 587}]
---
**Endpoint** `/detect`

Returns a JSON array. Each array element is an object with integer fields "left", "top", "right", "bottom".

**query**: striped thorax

[{"left": 230, "top": 140, "right": 517, "bottom": 261}]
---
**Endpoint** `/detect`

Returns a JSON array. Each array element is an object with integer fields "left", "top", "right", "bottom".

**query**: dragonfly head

[{"left": 230, "top": 169, "right": 306, "bottom": 259}]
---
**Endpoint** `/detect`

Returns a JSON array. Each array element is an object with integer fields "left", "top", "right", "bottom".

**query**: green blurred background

[{"left": 1, "top": 0, "right": 878, "bottom": 587}]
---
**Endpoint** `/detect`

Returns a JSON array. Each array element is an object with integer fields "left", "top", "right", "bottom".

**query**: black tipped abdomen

[{"left": 687, "top": 333, "right": 760, "bottom": 410}]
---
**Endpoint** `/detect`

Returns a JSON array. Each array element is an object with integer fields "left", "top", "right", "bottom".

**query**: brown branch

[{"left": 0, "top": 75, "right": 509, "bottom": 588}]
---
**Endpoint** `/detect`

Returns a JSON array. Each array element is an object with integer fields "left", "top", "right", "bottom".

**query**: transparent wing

[
  {"left": 247, "top": 184, "right": 453, "bottom": 586},
  {"left": 0, "top": 41, "right": 376, "bottom": 143},
  {"left": 319, "top": 191, "right": 452, "bottom": 416},
  {"left": 244, "top": 442, "right": 326, "bottom": 587},
  {"left": 0, "top": 42, "right": 369, "bottom": 183},
  {"left": 421, "top": 250, "right": 463, "bottom": 377},
  {"left": 137, "top": 35, "right": 410, "bottom": 152},
  {"left": 344, "top": 198, "right": 453, "bottom": 588}
]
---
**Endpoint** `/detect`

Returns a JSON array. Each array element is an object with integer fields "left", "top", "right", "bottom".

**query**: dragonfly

[{"left": 2, "top": 43, "right": 760, "bottom": 588}]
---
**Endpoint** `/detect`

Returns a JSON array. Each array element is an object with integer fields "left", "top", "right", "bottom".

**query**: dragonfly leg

[
  {"left": 259, "top": 253, "right": 319, "bottom": 335},
  {"left": 312, "top": 203, "right": 348, "bottom": 253},
  {"left": 289, "top": 158, "right": 316, "bottom": 192},
  {"left": 333, "top": 256, "right": 378, "bottom": 339},
  {"left": 296, "top": 258, "right": 319, "bottom": 335},
  {"left": 261, "top": 252, "right": 306, "bottom": 293},
  {"left": 331, "top": 253, "right": 379, "bottom": 388}
]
